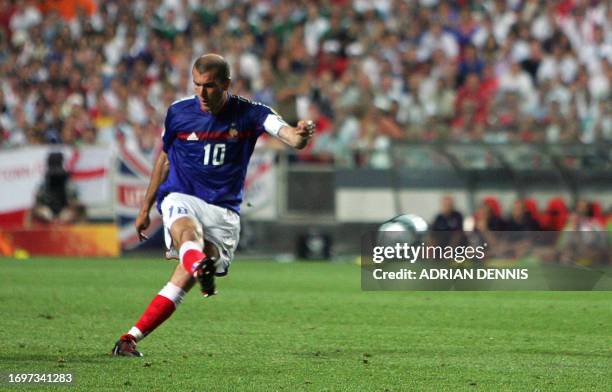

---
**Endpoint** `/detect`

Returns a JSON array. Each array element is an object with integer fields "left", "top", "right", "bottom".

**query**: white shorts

[{"left": 160, "top": 192, "right": 240, "bottom": 276}]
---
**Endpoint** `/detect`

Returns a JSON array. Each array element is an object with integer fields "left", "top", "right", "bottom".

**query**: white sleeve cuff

[{"left": 263, "top": 113, "right": 288, "bottom": 136}]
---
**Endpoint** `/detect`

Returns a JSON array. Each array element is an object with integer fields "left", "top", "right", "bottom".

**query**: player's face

[{"left": 192, "top": 69, "right": 229, "bottom": 114}]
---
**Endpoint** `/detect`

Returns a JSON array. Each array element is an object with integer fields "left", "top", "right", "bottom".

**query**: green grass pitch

[{"left": 0, "top": 257, "right": 610, "bottom": 391}]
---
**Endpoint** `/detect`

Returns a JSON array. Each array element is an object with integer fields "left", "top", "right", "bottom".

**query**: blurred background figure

[
  {"left": 476, "top": 196, "right": 506, "bottom": 231},
  {"left": 506, "top": 199, "right": 540, "bottom": 231},
  {"left": 431, "top": 195, "right": 465, "bottom": 247},
  {"left": 30, "top": 152, "right": 86, "bottom": 225}
]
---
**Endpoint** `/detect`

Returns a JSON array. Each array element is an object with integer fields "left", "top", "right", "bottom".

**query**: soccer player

[{"left": 112, "top": 54, "right": 315, "bottom": 356}]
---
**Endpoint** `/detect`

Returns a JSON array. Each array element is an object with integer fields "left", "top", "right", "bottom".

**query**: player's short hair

[{"left": 193, "top": 54, "right": 230, "bottom": 82}]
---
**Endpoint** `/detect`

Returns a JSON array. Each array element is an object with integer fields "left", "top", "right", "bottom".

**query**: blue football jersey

[{"left": 156, "top": 94, "right": 283, "bottom": 214}]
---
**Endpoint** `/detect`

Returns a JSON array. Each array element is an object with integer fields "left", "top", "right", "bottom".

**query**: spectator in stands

[
  {"left": 480, "top": 197, "right": 506, "bottom": 231},
  {"left": 451, "top": 100, "right": 485, "bottom": 141},
  {"left": 418, "top": 19, "right": 459, "bottom": 62},
  {"left": 557, "top": 198, "right": 609, "bottom": 265},
  {"left": 499, "top": 61, "right": 537, "bottom": 112},
  {"left": 520, "top": 38, "right": 544, "bottom": 86},
  {"left": 422, "top": 74, "right": 456, "bottom": 123},
  {"left": 457, "top": 44, "right": 484, "bottom": 87},
  {"left": 566, "top": 199, "right": 605, "bottom": 231},
  {"left": 523, "top": 198, "right": 541, "bottom": 227},
  {"left": 431, "top": 195, "right": 465, "bottom": 247},
  {"left": 454, "top": 73, "right": 488, "bottom": 125},
  {"left": 544, "top": 100, "right": 569, "bottom": 143},
  {"left": 30, "top": 152, "right": 86, "bottom": 225},
  {"left": 506, "top": 199, "right": 540, "bottom": 231},
  {"left": 432, "top": 195, "right": 464, "bottom": 232},
  {"left": 594, "top": 100, "right": 612, "bottom": 142},
  {"left": 493, "top": 91, "right": 522, "bottom": 139}
]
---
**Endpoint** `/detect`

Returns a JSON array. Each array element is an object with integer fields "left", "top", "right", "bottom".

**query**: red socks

[
  {"left": 179, "top": 241, "right": 206, "bottom": 274},
  {"left": 128, "top": 282, "right": 186, "bottom": 341},
  {"left": 125, "top": 242, "right": 204, "bottom": 341},
  {"left": 134, "top": 295, "right": 175, "bottom": 337}
]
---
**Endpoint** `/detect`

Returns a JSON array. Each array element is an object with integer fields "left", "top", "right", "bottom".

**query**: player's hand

[
  {"left": 296, "top": 120, "right": 315, "bottom": 141},
  {"left": 135, "top": 210, "right": 150, "bottom": 241}
]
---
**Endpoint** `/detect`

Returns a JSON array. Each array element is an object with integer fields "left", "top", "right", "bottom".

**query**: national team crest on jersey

[
  {"left": 228, "top": 124, "right": 238, "bottom": 139},
  {"left": 225, "top": 123, "right": 240, "bottom": 143}
]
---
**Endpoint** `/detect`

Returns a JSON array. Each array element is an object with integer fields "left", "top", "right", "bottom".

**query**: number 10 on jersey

[{"left": 203, "top": 143, "right": 226, "bottom": 165}]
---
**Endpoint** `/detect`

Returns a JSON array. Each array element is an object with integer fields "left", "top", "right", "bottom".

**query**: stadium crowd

[
  {"left": 431, "top": 195, "right": 611, "bottom": 264},
  {"left": 433, "top": 195, "right": 610, "bottom": 233},
  {"left": 0, "top": 0, "right": 610, "bottom": 165}
]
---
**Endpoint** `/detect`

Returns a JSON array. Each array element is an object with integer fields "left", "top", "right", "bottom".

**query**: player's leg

[
  {"left": 163, "top": 231, "right": 229, "bottom": 290},
  {"left": 112, "top": 195, "right": 206, "bottom": 357},
  {"left": 171, "top": 215, "right": 206, "bottom": 275},
  {"left": 128, "top": 265, "right": 190, "bottom": 340},
  {"left": 111, "top": 265, "right": 188, "bottom": 357},
  {"left": 112, "top": 255, "right": 198, "bottom": 356},
  {"left": 119, "top": 233, "right": 220, "bottom": 343},
  {"left": 170, "top": 215, "right": 220, "bottom": 296},
  {"left": 171, "top": 194, "right": 241, "bottom": 296},
  {"left": 197, "top": 202, "right": 241, "bottom": 279}
]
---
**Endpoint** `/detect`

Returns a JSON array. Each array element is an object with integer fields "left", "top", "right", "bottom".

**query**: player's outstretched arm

[
  {"left": 135, "top": 151, "right": 169, "bottom": 241},
  {"left": 277, "top": 120, "right": 315, "bottom": 150}
]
